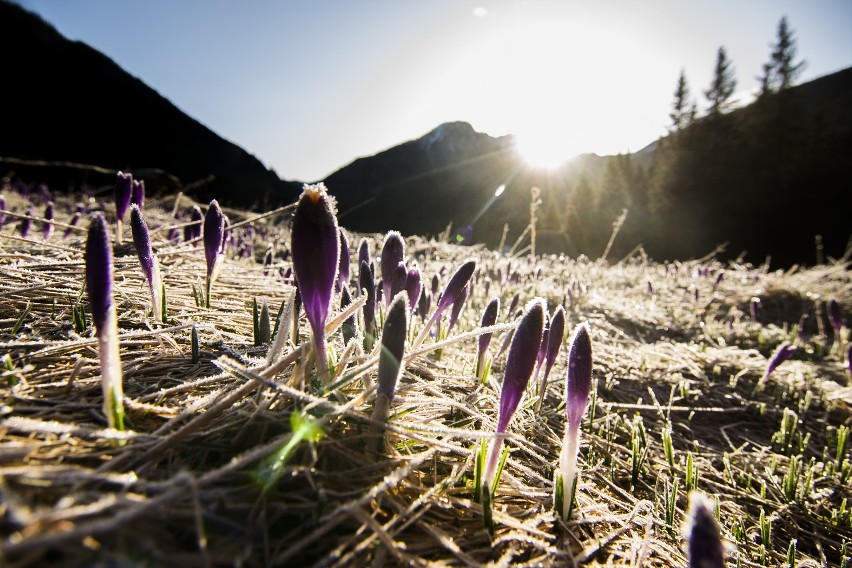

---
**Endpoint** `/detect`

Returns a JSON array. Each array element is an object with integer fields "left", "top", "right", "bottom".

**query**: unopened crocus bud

[
  {"left": 63, "top": 210, "right": 82, "bottom": 239},
  {"left": 340, "top": 286, "right": 357, "bottom": 345},
  {"left": 759, "top": 342, "right": 796, "bottom": 387},
  {"left": 131, "top": 179, "right": 145, "bottom": 209},
  {"left": 370, "top": 291, "right": 410, "bottom": 455},
  {"left": 203, "top": 200, "right": 225, "bottom": 307},
  {"left": 358, "top": 238, "right": 371, "bottom": 278},
  {"left": 535, "top": 306, "right": 565, "bottom": 412},
  {"left": 483, "top": 299, "right": 545, "bottom": 492},
  {"left": 559, "top": 322, "right": 592, "bottom": 519},
  {"left": 797, "top": 313, "right": 810, "bottom": 343},
  {"left": 685, "top": 492, "right": 724, "bottom": 568},
  {"left": 42, "top": 201, "right": 54, "bottom": 240},
  {"left": 85, "top": 214, "right": 125, "bottom": 431},
  {"left": 390, "top": 262, "right": 408, "bottom": 301},
  {"left": 19, "top": 209, "right": 32, "bottom": 238},
  {"left": 0, "top": 195, "right": 6, "bottom": 228},
  {"left": 291, "top": 183, "right": 339, "bottom": 383},
  {"left": 447, "top": 282, "right": 469, "bottom": 335},
  {"left": 829, "top": 299, "right": 843, "bottom": 334},
  {"left": 114, "top": 171, "right": 133, "bottom": 222},
  {"left": 381, "top": 231, "right": 405, "bottom": 305},
  {"left": 712, "top": 271, "right": 724, "bottom": 292},
  {"left": 508, "top": 293, "right": 520, "bottom": 317},
  {"left": 337, "top": 229, "right": 350, "bottom": 292},
  {"left": 476, "top": 298, "right": 500, "bottom": 382},
  {"left": 413, "top": 259, "right": 477, "bottom": 348},
  {"left": 130, "top": 204, "right": 163, "bottom": 322},
  {"left": 750, "top": 297, "right": 761, "bottom": 322},
  {"left": 405, "top": 265, "right": 422, "bottom": 311},
  {"left": 360, "top": 260, "right": 377, "bottom": 350},
  {"left": 431, "top": 274, "right": 439, "bottom": 297},
  {"left": 847, "top": 344, "right": 852, "bottom": 380},
  {"left": 418, "top": 291, "right": 430, "bottom": 322}
]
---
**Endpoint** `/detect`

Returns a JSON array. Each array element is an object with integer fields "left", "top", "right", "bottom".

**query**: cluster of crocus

[
  {"left": 482, "top": 299, "right": 545, "bottom": 498},
  {"left": 413, "top": 259, "right": 477, "bottom": 348},
  {"left": 476, "top": 298, "right": 500, "bottom": 383},
  {"left": 558, "top": 322, "right": 592, "bottom": 519},
  {"left": 370, "top": 292, "right": 409, "bottom": 455},
  {"left": 114, "top": 171, "right": 133, "bottom": 244},
  {"left": 85, "top": 214, "right": 125, "bottom": 432},
  {"left": 130, "top": 204, "right": 163, "bottom": 322},
  {"left": 684, "top": 492, "right": 724, "bottom": 567},
  {"left": 203, "top": 200, "right": 225, "bottom": 308},
  {"left": 291, "top": 184, "right": 339, "bottom": 384}
]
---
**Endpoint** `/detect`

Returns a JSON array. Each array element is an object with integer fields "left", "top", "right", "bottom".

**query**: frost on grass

[{"left": 0, "top": 186, "right": 850, "bottom": 566}]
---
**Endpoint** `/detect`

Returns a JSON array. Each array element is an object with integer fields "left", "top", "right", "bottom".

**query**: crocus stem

[
  {"left": 115, "top": 219, "right": 123, "bottom": 245},
  {"left": 476, "top": 349, "right": 487, "bottom": 382},
  {"left": 559, "top": 423, "right": 580, "bottom": 519},
  {"left": 482, "top": 433, "right": 504, "bottom": 497},
  {"left": 368, "top": 392, "right": 391, "bottom": 457},
  {"left": 99, "top": 304, "right": 125, "bottom": 432},
  {"left": 413, "top": 308, "right": 443, "bottom": 349},
  {"left": 314, "top": 331, "right": 330, "bottom": 385},
  {"left": 150, "top": 260, "right": 163, "bottom": 323}
]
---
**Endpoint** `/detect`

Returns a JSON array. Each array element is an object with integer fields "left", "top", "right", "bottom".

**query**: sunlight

[{"left": 516, "top": 130, "right": 578, "bottom": 169}]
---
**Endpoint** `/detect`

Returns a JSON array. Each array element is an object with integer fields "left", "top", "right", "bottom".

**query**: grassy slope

[{"left": 0, "top": 188, "right": 850, "bottom": 567}]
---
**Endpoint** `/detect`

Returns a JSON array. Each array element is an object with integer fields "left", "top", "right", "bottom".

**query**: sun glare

[{"left": 516, "top": 132, "right": 575, "bottom": 169}]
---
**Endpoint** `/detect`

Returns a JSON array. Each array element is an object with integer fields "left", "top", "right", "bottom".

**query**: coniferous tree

[
  {"left": 766, "top": 16, "right": 806, "bottom": 93},
  {"left": 669, "top": 69, "right": 694, "bottom": 132},
  {"left": 704, "top": 47, "right": 737, "bottom": 115}
]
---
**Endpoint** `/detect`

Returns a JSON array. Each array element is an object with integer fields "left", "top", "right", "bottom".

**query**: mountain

[{"left": 0, "top": 1, "right": 301, "bottom": 207}]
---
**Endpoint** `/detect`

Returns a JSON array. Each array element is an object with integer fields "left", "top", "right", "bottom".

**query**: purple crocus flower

[
  {"left": 370, "top": 291, "right": 410, "bottom": 455},
  {"left": 130, "top": 204, "right": 163, "bottom": 322},
  {"left": 405, "top": 265, "right": 422, "bottom": 312},
  {"left": 360, "top": 260, "right": 377, "bottom": 351},
  {"left": 758, "top": 342, "right": 796, "bottom": 387},
  {"left": 0, "top": 195, "right": 6, "bottom": 228},
  {"left": 337, "top": 229, "right": 350, "bottom": 292},
  {"left": 85, "top": 214, "right": 125, "bottom": 431},
  {"left": 559, "top": 322, "right": 592, "bottom": 519},
  {"left": 413, "top": 259, "right": 477, "bottom": 348},
  {"left": 203, "top": 200, "right": 225, "bottom": 308},
  {"left": 712, "top": 271, "right": 724, "bottom": 292},
  {"left": 508, "top": 293, "right": 520, "bottom": 318},
  {"left": 131, "top": 179, "right": 145, "bottom": 209},
  {"left": 431, "top": 274, "right": 440, "bottom": 297},
  {"left": 447, "top": 282, "right": 469, "bottom": 335},
  {"left": 390, "top": 261, "right": 408, "bottom": 300},
  {"left": 418, "top": 291, "right": 430, "bottom": 322},
  {"left": 114, "top": 171, "right": 133, "bottom": 222},
  {"left": 381, "top": 231, "right": 405, "bottom": 306},
  {"left": 685, "top": 492, "right": 724, "bottom": 568},
  {"left": 340, "top": 286, "right": 358, "bottom": 345},
  {"left": 847, "top": 344, "right": 852, "bottom": 381},
  {"left": 535, "top": 306, "right": 565, "bottom": 412},
  {"left": 357, "top": 238, "right": 371, "bottom": 278},
  {"left": 42, "top": 201, "right": 54, "bottom": 240},
  {"left": 829, "top": 299, "right": 843, "bottom": 335},
  {"left": 476, "top": 298, "right": 500, "bottom": 382},
  {"left": 291, "top": 184, "right": 339, "bottom": 383},
  {"left": 19, "top": 209, "right": 32, "bottom": 238},
  {"left": 483, "top": 299, "right": 545, "bottom": 493},
  {"left": 63, "top": 210, "right": 82, "bottom": 239}
]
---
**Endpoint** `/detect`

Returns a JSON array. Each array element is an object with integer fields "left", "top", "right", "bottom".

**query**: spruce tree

[
  {"left": 759, "top": 16, "right": 805, "bottom": 95},
  {"left": 669, "top": 69, "right": 694, "bottom": 132},
  {"left": 704, "top": 47, "right": 737, "bottom": 115}
]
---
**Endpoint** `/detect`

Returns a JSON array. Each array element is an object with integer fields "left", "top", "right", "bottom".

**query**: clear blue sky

[{"left": 17, "top": 0, "right": 852, "bottom": 180}]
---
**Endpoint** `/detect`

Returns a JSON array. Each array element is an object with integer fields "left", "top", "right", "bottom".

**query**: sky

[{"left": 17, "top": 0, "right": 852, "bottom": 181}]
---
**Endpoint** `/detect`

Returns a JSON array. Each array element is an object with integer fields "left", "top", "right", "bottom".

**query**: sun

[{"left": 515, "top": 125, "right": 582, "bottom": 170}]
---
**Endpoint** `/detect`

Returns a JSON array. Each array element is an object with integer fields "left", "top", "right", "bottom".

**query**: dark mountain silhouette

[{"left": 0, "top": 0, "right": 301, "bottom": 206}]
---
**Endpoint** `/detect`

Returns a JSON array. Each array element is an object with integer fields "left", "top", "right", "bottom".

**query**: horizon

[{"left": 15, "top": 0, "right": 852, "bottom": 180}]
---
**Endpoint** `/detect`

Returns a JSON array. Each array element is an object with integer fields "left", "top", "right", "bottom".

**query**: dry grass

[{"left": 1, "top": 188, "right": 851, "bottom": 567}]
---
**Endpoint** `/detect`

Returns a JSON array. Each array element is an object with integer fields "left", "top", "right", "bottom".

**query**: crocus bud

[
  {"left": 559, "top": 322, "right": 592, "bottom": 519},
  {"left": 131, "top": 179, "right": 145, "bottom": 209},
  {"left": 483, "top": 299, "right": 545, "bottom": 490},
  {"left": 114, "top": 171, "right": 133, "bottom": 222},
  {"left": 337, "top": 229, "right": 350, "bottom": 292},
  {"left": 846, "top": 344, "right": 852, "bottom": 380},
  {"left": 829, "top": 299, "right": 843, "bottom": 334},
  {"left": 476, "top": 298, "right": 500, "bottom": 382},
  {"left": 291, "top": 183, "right": 339, "bottom": 383},
  {"left": 377, "top": 292, "right": 409, "bottom": 401},
  {"left": 750, "top": 297, "right": 760, "bottom": 322},
  {"left": 340, "top": 286, "right": 358, "bottom": 345},
  {"left": 130, "top": 204, "right": 163, "bottom": 322},
  {"left": 42, "top": 201, "right": 54, "bottom": 240},
  {"left": 685, "top": 492, "right": 724, "bottom": 568},
  {"left": 357, "top": 238, "right": 371, "bottom": 277},
  {"left": 759, "top": 342, "right": 796, "bottom": 387},
  {"left": 508, "top": 293, "right": 520, "bottom": 317},
  {"left": 405, "top": 265, "right": 422, "bottom": 311},
  {"left": 381, "top": 231, "right": 405, "bottom": 305},
  {"left": 413, "top": 259, "right": 477, "bottom": 348},
  {"left": 19, "top": 209, "right": 33, "bottom": 238},
  {"left": 797, "top": 313, "right": 809, "bottom": 343},
  {"left": 85, "top": 214, "right": 125, "bottom": 431},
  {"left": 63, "top": 210, "right": 82, "bottom": 239},
  {"left": 535, "top": 306, "right": 565, "bottom": 412},
  {"left": 390, "top": 262, "right": 408, "bottom": 302},
  {"left": 360, "top": 260, "right": 377, "bottom": 351},
  {"left": 203, "top": 200, "right": 225, "bottom": 307},
  {"left": 0, "top": 195, "right": 6, "bottom": 228},
  {"left": 447, "top": 282, "right": 469, "bottom": 335}
]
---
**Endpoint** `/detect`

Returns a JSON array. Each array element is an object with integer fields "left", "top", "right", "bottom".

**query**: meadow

[{"left": 0, "top": 180, "right": 850, "bottom": 567}]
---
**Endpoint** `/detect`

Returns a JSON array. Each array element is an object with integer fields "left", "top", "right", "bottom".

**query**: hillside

[
  {"left": 0, "top": 186, "right": 850, "bottom": 565},
  {"left": 0, "top": 1, "right": 301, "bottom": 207}
]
